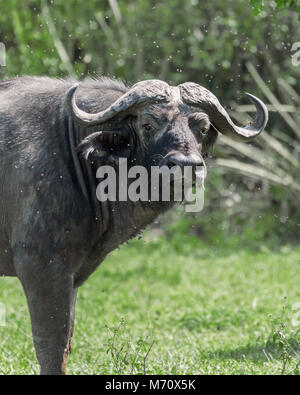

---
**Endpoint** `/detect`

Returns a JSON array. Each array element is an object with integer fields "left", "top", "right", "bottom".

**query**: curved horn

[
  {"left": 66, "top": 80, "right": 172, "bottom": 127},
  {"left": 179, "top": 83, "right": 268, "bottom": 141}
]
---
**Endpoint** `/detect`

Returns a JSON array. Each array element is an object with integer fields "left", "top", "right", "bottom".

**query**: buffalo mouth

[
  {"left": 157, "top": 152, "right": 207, "bottom": 188},
  {"left": 147, "top": 161, "right": 206, "bottom": 203}
]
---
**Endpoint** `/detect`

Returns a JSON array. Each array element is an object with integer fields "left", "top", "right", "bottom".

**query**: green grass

[{"left": 0, "top": 233, "right": 299, "bottom": 375}]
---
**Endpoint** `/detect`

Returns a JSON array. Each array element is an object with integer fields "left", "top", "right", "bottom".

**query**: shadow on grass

[
  {"left": 172, "top": 313, "right": 300, "bottom": 364},
  {"left": 172, "top": 310, "right": 251, "bottom": 332},
  {"left": 208, "top": 335, "right": 300, "bottom": 363}
]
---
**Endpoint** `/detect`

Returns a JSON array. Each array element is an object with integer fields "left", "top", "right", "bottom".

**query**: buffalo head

[{"left": 66, "top": 79, "right": 268, "bottom": 186}]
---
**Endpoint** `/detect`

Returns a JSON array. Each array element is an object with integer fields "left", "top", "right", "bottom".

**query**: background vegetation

[{"left": 0, "top": 0, "right": 299, "bottom": 375}]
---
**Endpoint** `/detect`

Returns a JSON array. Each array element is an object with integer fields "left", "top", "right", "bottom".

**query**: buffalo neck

[{"left": 67, "top": 118, "right": 105, "bottom": 227}]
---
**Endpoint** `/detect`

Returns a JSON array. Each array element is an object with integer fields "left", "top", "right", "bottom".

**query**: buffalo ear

[
  {"left": 76, "top": 130, "right": 133, "bottom": 161},
  {"left": 76, "top": 132, "right": 107, "bottom": 160}
]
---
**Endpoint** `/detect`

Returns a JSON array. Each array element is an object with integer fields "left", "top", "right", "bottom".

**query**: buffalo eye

[
  {"left": 201, "top": 126, "right": 209, "bottom": 135},
  {"left": 143, "top": 123, "right": 152, "bottom": 132},
  {"left": 189, "top": 114, "right": 210, "bottom": 140}
]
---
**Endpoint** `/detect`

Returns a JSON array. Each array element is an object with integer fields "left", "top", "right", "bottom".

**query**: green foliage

[
  {"left": 0, "top": 0, "right": 298, "bottom": 97},
  {"left": 105, "top": 317, "right": 154, "bottom": 374},
  {"left": 250, "top": 0, "right": 300, "bottom": 19},
  {"left": 250, "top": 0, "right": 264, "bottom": 15},
  {"left": 266, "top": 305, "right": 300, "bottom": 374}
]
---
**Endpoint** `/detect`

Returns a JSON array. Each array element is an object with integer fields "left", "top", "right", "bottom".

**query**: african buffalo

[{"left": 0, "top": 76, "right": 268, "bottom": 374}]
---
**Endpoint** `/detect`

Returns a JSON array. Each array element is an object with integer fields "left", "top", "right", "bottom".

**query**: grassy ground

[{"left": 0, "top": 233, "right": 299, "bottom": 375}]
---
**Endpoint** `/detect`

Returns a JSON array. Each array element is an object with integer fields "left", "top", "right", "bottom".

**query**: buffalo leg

[
  {"left": 15, "top": 259, "right": 74, "bottom": 375},
  {"left": 67, "top": 288, "right": 78, "bottom": 355}
]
